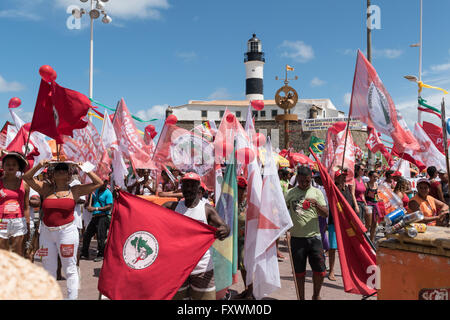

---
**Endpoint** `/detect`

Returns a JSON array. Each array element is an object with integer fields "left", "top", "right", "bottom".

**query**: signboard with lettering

[
  {"left": 419, "top": 288, "right": 450, "bottom": 300},
  {"left": 302, "top": 117, "right": 365, "bottom": 132}
]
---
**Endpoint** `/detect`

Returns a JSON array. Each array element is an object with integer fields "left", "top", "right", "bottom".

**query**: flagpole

[
  {"left": 285, "top": 232, "right": 300, "bottom": 300},
  {"left": 441, "top": 98, "right": 450, "bottom": 205}
]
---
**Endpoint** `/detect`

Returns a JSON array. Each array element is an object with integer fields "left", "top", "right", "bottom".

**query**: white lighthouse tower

[{"left": 245, "top": 34, "right": 265, "bottom": 101}]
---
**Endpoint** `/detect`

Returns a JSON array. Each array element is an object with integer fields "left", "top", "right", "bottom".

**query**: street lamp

[{"left": 72, "top": 0, "right": 112, "bottom": 100}]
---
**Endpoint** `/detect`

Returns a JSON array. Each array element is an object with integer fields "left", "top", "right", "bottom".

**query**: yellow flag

[
  {"left": 286, "top": 65, "right": 294, "bottom": 71},
  {"left": 418, "top": 81, "right": 448, "bottom": 94}
]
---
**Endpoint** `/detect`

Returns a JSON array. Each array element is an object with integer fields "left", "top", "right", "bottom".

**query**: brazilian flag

[{"left": 309, "top": 136, "right": 325, "bottom": 154}]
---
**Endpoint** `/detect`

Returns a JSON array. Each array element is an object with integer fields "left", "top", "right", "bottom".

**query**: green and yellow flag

[{"left": 309, "top": 136, "right": 325, "bottom": 154}]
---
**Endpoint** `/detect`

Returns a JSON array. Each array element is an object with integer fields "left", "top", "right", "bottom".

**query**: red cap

[
  {"left": 334, "top": 169, "right": 348, "bottom": 178},
  {"left": 391, "top": 171, "right": 402, "bottom": 177},
  {"left": 200, "top": 181, "right": 207, "bottom": 190},
  {"left": 237, "top": 176, "right": 247, "bottom": 188},
  {"left": 182, "top": 172, "right": 201, "bottom": 182}
]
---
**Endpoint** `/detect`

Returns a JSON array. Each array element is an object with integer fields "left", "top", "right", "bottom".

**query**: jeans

[{"left": 81, "top": 215, "right": 110, "bottom": 257}]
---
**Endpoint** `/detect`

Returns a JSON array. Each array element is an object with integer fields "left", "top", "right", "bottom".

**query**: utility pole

[{"left": 367, "top": 0, "right": 375, "bottom": 170}]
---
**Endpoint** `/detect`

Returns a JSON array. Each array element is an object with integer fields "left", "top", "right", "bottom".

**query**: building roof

[{"left": 171, "top": 98, "right": 337, "bottom": 110}]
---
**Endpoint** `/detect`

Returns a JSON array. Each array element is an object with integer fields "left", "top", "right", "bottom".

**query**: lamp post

[
  {"left": 409, "top": 0, "right": 423, "bottom": 124},
  {"left": 72, "top": 0, "right": 112, "bottom": 100}
]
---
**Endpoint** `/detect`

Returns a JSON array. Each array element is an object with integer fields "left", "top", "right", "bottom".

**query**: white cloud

[
  {"left": 175, "top": 51, "right": 197, "bottom": 62},
  {"left": 373, "top": 48, "right": 403, "bottom": 59},
  {"left": 340, "top": 48, "right": 402, "bottom": 59},
  {"left": 207, "top": 88, "right": 231, "bottom": 100},
  {"left": 0, "top": 9, "right": 41, "bottom": 21},
  {"left": 310, "top": 77, "right": 325, "bottom": 87},
  {"left": 430, "top": 63, "right": 450, "bottom": 73},
  {"left": 0, "top": 75, "right": 25, "bottom": 92},
  {"left": 279, "top": 40, "right": 314, "bottom": 63},
  {"left": 343, "top": 92, "right": 352, "bottom": 106},
  {"left": 56, "top": 0, "right": 170, "bottom": 20},
  {"left": 135, "top": 104, "right": 168, "bottom": 121}
]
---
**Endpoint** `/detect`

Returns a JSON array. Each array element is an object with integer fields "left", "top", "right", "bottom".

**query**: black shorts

[{"left": 290, "top": 236, "right": 326, "bottom": 277}]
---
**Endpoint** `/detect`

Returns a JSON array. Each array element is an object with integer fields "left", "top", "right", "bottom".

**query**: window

[
  {"left": 252, "top": 110, "right": 258, "bottom": 119},
  {"left": 220, "top": 110, "right": 225, "bottom": 118},
  {"left": 236, "top": 111, "right": 241, "bottom": 118},
  {"left": 260, "top": 110, "right": 266, "bottom": 118},
  {"left": 201, "top": 110, "right": 207, "bottom": 117},
  {"left": 272, "top": 110, "right": 278, "bottom": 118}
]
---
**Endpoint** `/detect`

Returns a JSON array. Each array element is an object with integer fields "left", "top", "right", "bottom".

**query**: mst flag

[
  {"left": 365, "top": 126, "right": 393, "bottom": 166},
  {"left": 98, "top": 191, "right": 217, "bottom": 300},
  {"left": 311, "top": 149, "right": 377, "bottom": 296},
  {"left": 349, "top": 50, "right": 419, "bottom": 153}
]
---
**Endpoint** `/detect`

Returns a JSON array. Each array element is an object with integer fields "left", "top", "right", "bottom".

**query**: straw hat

[{"left": 0, "top": 249, "right": 63, "bottom": 300}]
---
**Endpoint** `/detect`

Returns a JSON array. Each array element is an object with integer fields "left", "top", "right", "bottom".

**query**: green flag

[{"left": 309, "top": 136, "right": 325, "bottom": 154}]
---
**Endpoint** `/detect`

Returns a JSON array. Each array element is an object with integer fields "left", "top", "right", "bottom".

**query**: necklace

[{"left": 53, "top": 185, "right": 71, "bottom": 199}]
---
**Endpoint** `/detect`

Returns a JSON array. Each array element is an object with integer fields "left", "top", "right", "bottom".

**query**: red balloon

[
  {"left": 251, "top": 100, "right": 264, "bottom": 111},
  {"left": 145, "top": 124, "right": 155, "bottom": 133},
  {"left": 150, "top": 131, "right": 157, "bottom": 139},
  {"left": 39, "top": 65, "right": 57, "bottom": 82},
  {"left": 8, "top": 97, "right": 21, "bottom": 109},
  {"left": 226, "top": 113, "right": 235, "bottom": 123},
  {"left": 252, "top": 133, "right": 266, "bottom": 148},
  {"left": 235, "top": 147, "right": 255, "bottom": 165},
  {"left": 166, "top": 115, "right": 178, "bottom": 125}
]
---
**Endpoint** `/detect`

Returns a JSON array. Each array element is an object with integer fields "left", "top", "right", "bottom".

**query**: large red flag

[
  {"left": 312, "top": 148, "right": 377, "bottom": 296},
  {"left": 98, "top": 191, "right": 217, "bottom": 300},
  {"left": 349, "top": 50, "right": 419, "bottom": 154},
  {"left": 30, "top": 80, "right": 91, "bottom": 143}
]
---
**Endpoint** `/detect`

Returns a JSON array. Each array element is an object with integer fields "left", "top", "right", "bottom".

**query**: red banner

[
  {"left": 312, "top": 149, "right": 377, "bottom": 296},
  {"left": 422, "top": 121, "right": 450, "bottom": 155},
  {"left": 98, "top": 191, "right": 217, "bottom": 300},
  {"left": 113, "top": 99, "right": 156, "bottom": 171}
]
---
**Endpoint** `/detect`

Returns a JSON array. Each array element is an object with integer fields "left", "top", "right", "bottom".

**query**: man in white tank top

[{"left": 163, "top": 171, "right": 230, "bottom": 300}]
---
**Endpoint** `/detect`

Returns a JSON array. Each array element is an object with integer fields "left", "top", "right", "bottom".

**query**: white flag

[
  {"left": 112, "top": 149, "right": 128, "bottom": 189},
  {"left": 252, "top": 137, "right": 293, "bottom": 299},
  {"left": 101, "top": 110, "right": 118, "bottom": 151}
]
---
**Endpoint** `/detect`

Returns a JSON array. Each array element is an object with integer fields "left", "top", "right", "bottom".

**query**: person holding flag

[
  {"left": 285, "top": 166, "right": 328, "bottom": 300},
  {"left": 163, "top": 171, "right": 230, "bottom": 300},
  {"left": 0, "top": 150, "right": 31, "bottom": 257},
  {"left": 22, "top": 160, "right": 103, "bottom": 300}
]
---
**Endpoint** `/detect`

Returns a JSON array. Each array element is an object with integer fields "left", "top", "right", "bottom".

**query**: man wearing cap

[
  {"left": 163, "top": 171, "right": 230, "bottom": 300},
  {"left": 427, "top": 166, "right": 445, "bottom": 203},
  {"left": 285, "top": 166, "right": 328, "bottom": 300},
  {"left": 408, "top": 178, "right": 449, "bottom": 226}
]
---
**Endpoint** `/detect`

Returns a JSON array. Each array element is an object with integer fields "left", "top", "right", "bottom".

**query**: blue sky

[{"left": 1, "top": 0, "right": 449, "bottom": 142}]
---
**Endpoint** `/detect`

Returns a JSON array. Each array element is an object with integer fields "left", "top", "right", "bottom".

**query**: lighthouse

[{"left": 245, "top": 34, "right": 265, "bottom": 101}]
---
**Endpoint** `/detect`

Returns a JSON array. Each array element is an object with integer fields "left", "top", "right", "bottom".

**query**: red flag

[
  {"left": 113, "top": 99, "right": 155, "bottom": 171},
  {"left": 6, "top": 123, "right": 40, "bottom": 170},
  {"left": 30, "top": 80, "right": 91, "bottom": 143},
  {"left": 365, "top": 127, "right": 394, "bottom": 166},
  {"left": 391, "top": 146, "right": 426, "bottom": 172},
  {"left": 98, "top": 191, "right": 217, "bottom": 300},
  {"left": 311, "top": 149, "right": 377, "bottom": 296},
  {"left": 30, "top": 80, "right": 63, "bottom": 143},
  {"left": 322, "top": 122, "right": 355, "bottom": 185},
  {"left": 422, "top": 121, "right": 450, "bottom": 155},
  {"left": 349, "top": 50, "right": 419, "bottom": 154}
]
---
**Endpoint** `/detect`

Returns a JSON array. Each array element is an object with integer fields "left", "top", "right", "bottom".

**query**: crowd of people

[{"left": 0, "top": 147, "right": 449, "bottom": 300}]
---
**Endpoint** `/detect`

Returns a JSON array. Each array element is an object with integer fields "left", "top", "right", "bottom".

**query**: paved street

[{"left": 35, "top": 235, "right": 375, "bottom": 300}]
